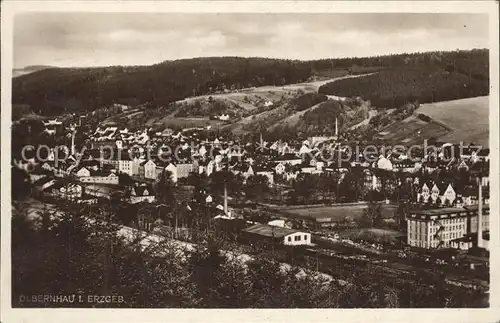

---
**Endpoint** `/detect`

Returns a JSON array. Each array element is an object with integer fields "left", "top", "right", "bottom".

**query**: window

[
  {"left": 304, "top": 235, "right": 307, "bottom": 241},
  {"left": 288, "top": 237, "right": 291, "bottom": 242}
]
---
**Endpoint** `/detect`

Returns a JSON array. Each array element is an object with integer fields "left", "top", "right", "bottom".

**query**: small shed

[{"left": 242, "top": 223, "right": 311, "bottom": 246}]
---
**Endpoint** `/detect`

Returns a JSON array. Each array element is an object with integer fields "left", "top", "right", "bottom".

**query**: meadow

[
  {"left": 280, "top": 203, "right": 398, "bottom": 221},
  {"left": 418, "top": 96, "right": 489, "bottom": 147}
]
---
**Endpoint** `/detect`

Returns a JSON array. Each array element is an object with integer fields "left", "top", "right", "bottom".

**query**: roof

[
  {"left": 413, "top": 207, "right": 472, "bottom": 216},
  {"left": 477, "top": 149, "right": 490, "bottom": 157},
  {"left": 33, "top": 176, "right": 53, "bottom": 186},
  {"left": 411, "top": 204, "right": 490, "bottom": 220},
  {"left": 275, "top": 153, "right": 301, "bottom": 161},
  {"left": 81, "top": 160, "right": 100, "bottom": 167},
  {"left": 140, "top": 159, "right": 155, "bottom": 166},
  {"left": 49, "top": 179, "right": 79, "bottom": 190},
  {"left": 242, "top": 223, "right": 302, "bottom": 238},
  {"left": 132, "top": 184, "right": 155, "bottom": 196},
  {"left": 89, "top": 169, "right": 115, "bottom": 177}
]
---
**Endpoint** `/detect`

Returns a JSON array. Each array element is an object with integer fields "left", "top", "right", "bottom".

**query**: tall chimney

[
  {"left": 335, "top": 118, "right": 339, "bottom": 137},
  {"left": 477, "top": 177, "right": 483, "bottom": 248},
  {"left": 224, "top": 182, "right": 228, "bottom": 215},
  {"left": 71, "top": 130, "right": 76, "bottom": 156}
]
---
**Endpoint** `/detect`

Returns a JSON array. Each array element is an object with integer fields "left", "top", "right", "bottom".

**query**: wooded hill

[
  {"left": 318, "top": 49, "right": 489, "bottom": 110},
  {"left": 12, "top": 58, "right": 312, "bottom": 116},
  {"left": 12, "top": 49, "right": 489, "bottom": 117}
]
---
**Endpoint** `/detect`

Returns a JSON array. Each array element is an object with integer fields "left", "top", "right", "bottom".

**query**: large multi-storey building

[{"left": 407, "top": 204, "right": 489, "bottom": 249}]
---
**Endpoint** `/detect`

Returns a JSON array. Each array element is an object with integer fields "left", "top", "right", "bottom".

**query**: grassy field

[
  {"left": 378, "top": 96, "right": 489, "bottom": 147},
  {"left": 281, "top": 203, "right": 398, "bottom": 221},
  {"left": 377, "top": 115, "right": 450, "bottom": 146},
  {"left": 418, "top": 96, "right": 489, "bottom": 147},
  {"left": 148, "top": 116, "right": 225, "bottom": 128},
  {"left": 100, "top": 74, "right": 375, "bottom": 134}
]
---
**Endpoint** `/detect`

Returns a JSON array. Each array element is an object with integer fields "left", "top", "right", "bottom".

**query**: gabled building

[
  {"left": 407, "top": 204, "right": 490, "bottom": 249},
  {"left": 48, "top": 180, "right": 83, "bottom": 200},
  {"left": 33, "top": 176, "right": 57, "bottom": 192},
  {"left": 165, "top": 163, "right": 178, "bottom": 183},
  {"left": 241, "top": 223, "right": 312, "bottom": 246},
  {"left": 274, "top": 162, "right": 286, "bottom": 175},
  {"left": 76, "top": 166, "right": 91, "bottom": 177},
  {"left": 79, "top": 170, "right": 119, "bottom": 185},
  {"left": 140, "top": 159, "right": 157, "bottom": 180},
  {"left": 118, "top": 152, "right": 133, "bottom": 176},
  {"left": 274, "top": 153, "right": 303, "bottom": 166},
  {"left": 130, "top": 183, "right": 156, "bottom": 204}
]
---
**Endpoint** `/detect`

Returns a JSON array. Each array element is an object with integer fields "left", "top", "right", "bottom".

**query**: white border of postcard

[{"left": 1, "top": 1, "right": 499, "bottom": 322}]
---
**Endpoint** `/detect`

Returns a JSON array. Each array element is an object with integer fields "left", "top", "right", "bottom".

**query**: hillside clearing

[
  {"left": 268, "top": 101, "right": 325, "bottom": 130},
  {"left": 418, "top": 96, "right": 489, "bottom": 147},
  {"left": 376, "top": 96, "right": 489, "bottom": 147}
]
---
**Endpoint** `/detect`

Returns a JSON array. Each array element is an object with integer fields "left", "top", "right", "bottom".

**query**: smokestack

[
  {"left": 71, "top": 130, "right": 76, "bottom": 156},
  {"left": 224, "top": 182, "right": 228, "bottom": 215},
  {"left": 477, "top": 178, "right": 483, "bottom": 248},
  {"left": 335, "top": 118, "right": 339, "bottom": 137}
]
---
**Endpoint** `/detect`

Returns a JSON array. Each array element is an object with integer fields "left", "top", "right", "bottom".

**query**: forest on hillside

[
  {"left": 311, "top": 49, "right": 488, "bottom": 76},
  {"left": 318, "top": 50, "right": 489, "bottom": 110},
  {"left": 12, "top": 49, "right": 488, "bottom": 117},
  {"left": 12, "top": 58, "right": 312, "bottom": 116},
  {"left": 288, "top": 92, "right": 328, "bottom": 112},
  {"left": 318, "top": 67, "right": 489, "bottom": 110}
]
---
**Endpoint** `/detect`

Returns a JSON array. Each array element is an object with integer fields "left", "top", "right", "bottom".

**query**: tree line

[
  {"left": 12, "top": 57, "right": 312, "bottom": 116},
  {"left": 13, "top": 49, "right": 488, "bottom": 117},
  {"left": 318, "top": 66, "right": 489, "bottom": 111},
  {"left": 11, "top": 165, "right": 488, "bottom": 308},
  {"left": 12, "top": 199, "right": 487, "bottom": 308}
]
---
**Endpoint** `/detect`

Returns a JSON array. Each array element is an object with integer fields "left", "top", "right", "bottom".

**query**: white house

[
  {"left": 115, "top": 140, "right": 123, "bottom": 150},
  {"left": 76, "top": 167, "right": 91, "bottom": 177},
  {"left": 79, "top": 172, "right": 119, "bottom": 185},
  {"left": 417, "top": 182, "right": 431, "bottom": 203},
  {"left": 50, "top": 182, "right": 83, "bottom": 200},
  {"left": 430, "top": 183, "right": 440, "bottom": 203},
  {"left": 199, "top": 145, "right": 207, "bottom": 156},
  {"left": 274, "top": 162, "right": 286, "bottom": 175},
  {"left": 130, "top": 184, "right": 156, "bottom": 204},
  {"left": 218, "top": 114, "right": 230, "bottom": 121},
  {"left": 142, "top": 160, "right": 157, "bottom": 180},
  {"left": 118, "top": 157, "right": 134, "bottom": 176},
  {"left": 376, "top": 155, "right": 393, "bottom": 171},
  {"left": 242, "top": 224, "right": 311, "bottom": 246},
  {"left": 131, "top": 157, "right": 145, "bottom": 176},
  {"left": 243, "top": 165, "right": 255, "bottom": 178},
  {"left": 256, "top": 171, "right": 274, "bottom": 185},
  {"left": 299, "top": 144, "right": 311, "bottom": 156},
  {"left": 165, "top": 163, "right": 178, "bottom": 183},
  {"left": 440, "top": 184, "right": 457, "bottom": 205}
]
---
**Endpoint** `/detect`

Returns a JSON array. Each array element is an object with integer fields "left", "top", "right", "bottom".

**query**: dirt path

[{"left": 349, "top": 110, "right": 378, "bottom": 130}]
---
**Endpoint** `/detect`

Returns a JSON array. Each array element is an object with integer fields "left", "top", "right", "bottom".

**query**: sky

[{"left": 13, "top": 12, "right": 489, "bottom": 68}]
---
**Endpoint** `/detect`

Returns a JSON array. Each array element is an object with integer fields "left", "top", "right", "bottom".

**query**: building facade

[{"left": 407, "top": 205, "right": 490, "bottom": 249}]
